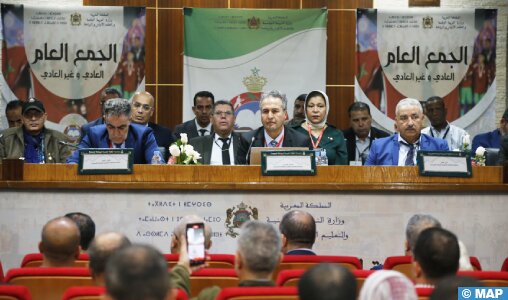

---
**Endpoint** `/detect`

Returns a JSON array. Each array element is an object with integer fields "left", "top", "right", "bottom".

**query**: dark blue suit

[
  {"left": 472, "top": 129, "right": 501, "bottom": 153},
  {"left": 81, "top": 118, "right": 104, "bottom": 139},
  {"left": 365, "top": 133, "right": 449, "bottom": 166},
  {"left": 286, "top": 249, "right": 316, "bottom": 256},
  {"left": 67, "top": 123, "right": 162, "bottom": 164}
]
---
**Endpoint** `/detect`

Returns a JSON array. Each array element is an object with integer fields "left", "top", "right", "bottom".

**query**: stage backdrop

[
  {"left": 0, "top": 4, "right": 145, "bottom": 140},
  {"left": 183, "top": 8, "right": 327, "bottom": 131},
  {"left": 355, "top": 8, "right": 497, "bottom": 134}
]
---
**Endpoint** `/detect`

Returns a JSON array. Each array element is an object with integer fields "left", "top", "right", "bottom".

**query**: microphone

[
  {"left": 58, "top": 140, "right": 79, "bottom": 148},
  {"left": 245, "top": 136, "right": 257, "bottom": 165}
]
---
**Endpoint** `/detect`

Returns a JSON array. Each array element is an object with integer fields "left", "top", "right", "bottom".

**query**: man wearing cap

[{"left": 0, "top": 98, "right": 72, "bottom": 163}]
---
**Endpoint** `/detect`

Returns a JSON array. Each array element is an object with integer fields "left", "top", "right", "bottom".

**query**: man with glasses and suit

[{"left": 189, "top": 100, "right": 240, "bottom": 165}]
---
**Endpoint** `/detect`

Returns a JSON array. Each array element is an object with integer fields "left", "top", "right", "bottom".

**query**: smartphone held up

[{"left": 186, "top": 222, "right": 206, "bottom": 266}]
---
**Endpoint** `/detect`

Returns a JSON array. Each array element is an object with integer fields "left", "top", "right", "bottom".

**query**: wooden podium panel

[{"left": 0, "top": 164, "right": 506, "bottom": 192}]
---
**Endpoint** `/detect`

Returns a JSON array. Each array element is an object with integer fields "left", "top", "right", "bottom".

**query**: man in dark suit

[
  {"left": 472, "top": 108, "right": 508, "bottom": 153},
  {"left": 343, "top": 102, "right": 390, "bottom": 165},
  {"left": 236, "top": 90, "right": 311, "bottom": 164},
  {"left": 365, "top": 98, "right": 448, "bottom": 166},
  {"left": 67, "top": 98, "right": 162, "bottom": 164},
  {"left": 174, "top": 91, "right": 215, "bottom": 139},
  {"left": 130, "top": 91, "right": 175, "bottom": 160},
  {"left": 189, "top": 100, "right": 240, "bottom": 164},
  {"left": 81, "top": 87, "right": 122, "bottom": 139},
  {"left": 279, "top": 210, "right": 317, "bottom": 255}
]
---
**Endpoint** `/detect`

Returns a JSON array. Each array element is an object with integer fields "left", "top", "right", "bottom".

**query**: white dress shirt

[{"left": 210, "top": 133, "right": 235, "bottom": 165}]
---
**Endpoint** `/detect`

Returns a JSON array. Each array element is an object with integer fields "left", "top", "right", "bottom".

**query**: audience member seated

[
  {"left": 343, "top": 102, "right": 390, "bottom": 165},
  {"left": 366, "top": 98, "right": 449, "bottom": 166},
  {"left": 88, "top": 232, "right": 131, "bottom": 286},
  {"left": 172, "top": 221, "right": 282, "bottom": 299},
  {"left": 359, "top": 270, "right": 417, "bottom": 300},
  {"left": 298, "top": 263, "right": 356, "bottom": 300},
  {"left": 189, "top": 100, "right": 240, "bottom": 165},
  {"left": 67, "top": 98, "right": 162, "bottom": 164},
  {"left": 405, "top": 214, "right": 441, "bottom": 256},
  {"left": 405, "top": 214, "right": 473, "bottom": 271},
  {"left": 237, "top": 90, "right": 311, "bottom": 164},
  {"left": 130, "top": 91, "right": 175, "bottom": 160},
  {"left": 39, "top": 216, "right": 80, "bottom": 267},
  {"left": 430, "top": 275, "right": 483, "bottom": 300},
  {"left": 422, "top": 96, "right": 469, "bottom": 150},
  {"left": 175, "top": 91, "right": 215, "bottom": 139},
  {"left": 0, "top": 98, "right": 72, "bottom": 163},
  {"left": 170, "top": 214, "right": 212, "bottom": 254},
  {"left": 279, "top": 210, "right": 316, "bottom": 255},
  {"left": 5, "top": 100, "right": 23, "bottom": 128},
  {"left": 472, "top": 108, "right": 508, "bottom": 153},
  {"left": 105, "top": 244, "right": 177, "bottom": 300},
  {"left": 292, "top": 90, "right": 348, "bottom": 165},
  {"left": 65, "top": 212, "right": 96, "bottom": 252},
  {"left": 412, "top": 227, "right": 460, "bottom": 288},
  {"left": 81, "top": 87, "right": 122, "bottom": 139},
  {"left": 285, "top": 94, "right": 306, "bottom": 127}
]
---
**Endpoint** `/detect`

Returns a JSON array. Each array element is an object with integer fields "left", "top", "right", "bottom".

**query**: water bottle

[
  {"left": 320, "top": 149, "right": 328, "bottom": 166},
  {"left": 151, "top": 150, "right": 163, "bottom": 165}
]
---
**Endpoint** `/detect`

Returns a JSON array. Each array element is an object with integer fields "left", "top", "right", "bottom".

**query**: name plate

[
  {"left": 261, "top": 150, "right": 316, "bottom": 176},
  {"left": 417, "top": 150, "right": 472, "bottom": 177},
  {"left": 78, "top": 148, "right": 134, "bottom": 175}
]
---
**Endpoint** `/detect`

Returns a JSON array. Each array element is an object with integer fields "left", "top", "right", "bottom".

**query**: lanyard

[
  {"left": 265, "top": 134, "right": 284, "bottom": 147},
  {"left": 430, "top": 126, "right": 450, "bottom": 140},
  {"left": 307, "top": 124, "right": 325, "bottom": 150},
  {"left": 39, "top": 134, "right": 45, "bottom": 163}
]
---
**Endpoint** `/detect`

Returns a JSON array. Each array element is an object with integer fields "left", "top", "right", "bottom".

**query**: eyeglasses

[
  {"left": 213, "top": 111, "right": 233, "bottom": 117},
  {"left": 133, "top": 102, "right": 152, "bottom": 111}
]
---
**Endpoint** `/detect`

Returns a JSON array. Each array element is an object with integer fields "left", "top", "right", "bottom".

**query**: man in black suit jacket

[
  {"left": 236, "top": 90, "right": 311, "bottom": 164},
  {"left": 343, "top": 102, "right": 390, "bottom": 165},
  {"left": 130, "top": 91, "right": 175, "bottom": 160},
  {"left": 81, "top": 87, "right": 122, "bottom": 139},
  {"left": 174, "top": 91, "right": 215, "bottom": 139},
  {"left": 189, "top": 100, "right": 240, "bottom": 164}
]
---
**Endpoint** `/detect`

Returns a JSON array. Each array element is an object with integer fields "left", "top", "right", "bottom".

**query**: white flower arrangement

[
  {"left": 473, "top": 146, "right": 486, "bottom": 166},
  {"left": 167, "top": 133, "right": 202, "bottom": 165}
]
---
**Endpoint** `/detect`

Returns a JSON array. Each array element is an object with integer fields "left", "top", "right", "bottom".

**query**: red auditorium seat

[
  {"left": 188, "top": 268, "right": 239, "bottom": 296},
  {"left": 0, "top": 285, "right": 32, "bottom": 300},
  {"left": 0, "top": 259, "right": 4, "bottom": 282},
  {"left": 384, "top": 255, "right": 481, "bottom": 279},
  {"left": 275, "top": 268, "right": 375, "bottom": 294},
  {"left": 458, "top": 271, "right": 508, "bottom": 287},
  {"left": 165, "top": 253, "right": 235, "bottom": 269},
  {"left": 274, "top": 255, "right": 362, "bottom": 279},
  {"left": 416, "top": 287, "right": 433, "bottom": 300},
  {"left": 216, "top": 287, "right": 298, "bottom": 300},
  {"left": 20, "top": 253, "right": 89, "bottom": 268},
  {"left": 501, "top": 257, "right": 508, "bottom": 272},
  {"left": 62, "top": 286, "right": 188, "bottom": 300},
  {"left": 5, "top": 267, "right": 93, "bottom": 300},
  {"left": 61, "top": 286, "right": 105, "bottom": 300}
]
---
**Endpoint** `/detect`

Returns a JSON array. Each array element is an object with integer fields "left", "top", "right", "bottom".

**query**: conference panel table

[{"left": 0, "top": 164, "right": 507, "bottom": 272}]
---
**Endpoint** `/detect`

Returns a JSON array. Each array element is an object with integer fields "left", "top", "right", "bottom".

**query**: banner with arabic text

[
  {"left": 184, "top": 8, "right": 327, "bottom": 130},
  {"left": 355, "top": 8, "right": 497, "bottom": 132},
  {"left": 1, "top": 4, "right": 145, "bottom": 139}
]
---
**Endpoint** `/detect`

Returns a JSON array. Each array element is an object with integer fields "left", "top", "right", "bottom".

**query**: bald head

[
  {"left": 131, "top": 91, "right": 155, "bottom": 125},
  {"left": 171, "top": 215, "right": 212, "bottom": 254},
  {"left": 279, "top": 210, "right": 316, "bottom": 253},
  {"left": 88, "top": 232, "right": 131, "bottom": 283},
  {"left": 39, "top": 217, "right": 80, "bottom": 267}
]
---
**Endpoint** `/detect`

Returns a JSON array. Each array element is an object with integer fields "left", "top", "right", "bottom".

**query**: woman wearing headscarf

[
  {"left": 359, "top": 270, "right": 417, "bottom": 300},
  {"left": 292, "top": 90, "right": 348, "bottom": 165}
]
